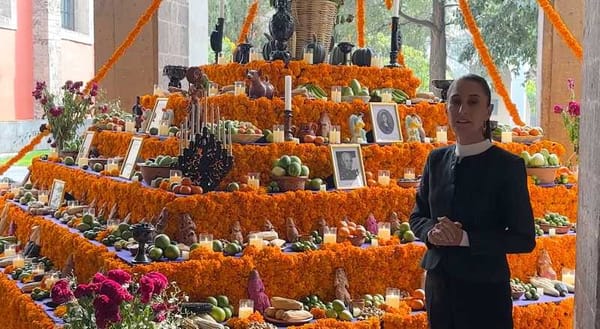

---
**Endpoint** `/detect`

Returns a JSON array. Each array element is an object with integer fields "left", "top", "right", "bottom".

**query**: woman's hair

[{"left": 451, "top": 74, "right": 493, "bottom": 140}]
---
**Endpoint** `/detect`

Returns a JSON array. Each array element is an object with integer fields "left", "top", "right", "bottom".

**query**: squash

[
  {"left": 329, "top": 45, "right": 345, "bottom": 65},
  {"left": 304, "top": 34, "right": 326, "bottom": 64},
  {"left": 351, "top": 47, "right": 375, "bottom": 67},
  {"left": 262, "top": 33, "right": 276, "bottom": 61},
  {"left": 233, "top": 43, "right": 253, "bottom": 64}
]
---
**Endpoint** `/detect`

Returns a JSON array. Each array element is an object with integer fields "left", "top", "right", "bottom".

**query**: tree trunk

[{"left": 429, "top": 0, "right": 447, "bottom": 92}]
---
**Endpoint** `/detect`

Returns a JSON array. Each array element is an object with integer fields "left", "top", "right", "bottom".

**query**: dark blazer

[{"left": 410, "top": 145, "right": 536, "bottom": 282}]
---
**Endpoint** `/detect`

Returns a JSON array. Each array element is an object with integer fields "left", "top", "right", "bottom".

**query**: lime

[
  {"left": 326, "top": 308, "right": 338, "bottom": 319},
  {"left": 226, "top": 182, "right": 240, "bottom": 192},
  {"left": 212, "top": 240, "right": 224, "bottom": 252},
  {"left": 339, "top": 310, "right": 353, "bottom": 321},
  {"left": 210, "top": 306, "right": 226, "bottom": 323},
  {"left": 223, "top": 306, "right": 232, "bottom": 320},
  {"left": 93, "top": 163, "right": 104, "bottom": 172},
  {"left": 190, "top": 243, "right": 201, "bottom": 251},
  {"left": 206, "top": 296, "right": 218, "bottom": 306},
  {"left": 332, "top": 299, "right": 346, "bottom": 313},
  {"left": 398, "top": 222, "right": 410, "bottom": 233},
  {"left": 154, "top": 234, "right": 171, "bottom": 250},
  {"left": 163, "top": 244, "right": 180, "bottom": 260},
  {"left": 402, "top": 230, "right": 416, "bottom": 242},
  {"left": 82, "top": 214, "right": 94, "bottom": 225},
  {"left": 148, "top": 247, "right": 163, "bottom": 261},
  {"left": 64, "top": 156, "right": 75, "bottom": 166},
  {"left": 216, "top": 295, "right": 229, "bottom": 308}
]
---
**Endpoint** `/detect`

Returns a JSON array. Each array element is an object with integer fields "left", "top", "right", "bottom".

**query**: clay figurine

[
  {"left": 246, "top": 70, "right": 275, "bottom": 99},
  {"left": 230, "top": 221, "right": 244, "bottom": 244},
  {"left": 537, "top": 249, "right": 557, "bottom": 280},
  {"left": 316, "top": 218, "right": 328, "bottom": 237},
  {"left": 334, "top": 268, "right": 352, "bottom": 306},
  {"left": 285, "top": 217, "right": 299, "bottom": 242},
  {"left": 405, "top": 114, "right": 427, "bottom": 142},
  {"left": 389, "top": 211, "right": 401, "bottom": 234},
  {"left": 263, "top": 219, "right": 274, "bottom": 232},
  {"left": 133, "top": 96, "right": 144, "bottom": 132},
  {"left": 348, "top": 113, "right": 367, "bottom": 143},
  {"left": 154, "top": 208, "right": 169, "bottom": 235},
  {"left": 365, "top": 213, "right": 378, "bottom": 235},
  {"left": 177, "top": 214, "right": 198, "bottom": 246},
  {"left": 248, "top": 269, "right": 271, "bottom": 313}
]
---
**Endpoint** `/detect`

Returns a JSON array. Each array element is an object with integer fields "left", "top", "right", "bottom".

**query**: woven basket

[
  {"left": 271, "top": 175, "right": 308, "bottom": 192},
  {"left": 290, "top": 0, "right": 338, "bottom": 59}
]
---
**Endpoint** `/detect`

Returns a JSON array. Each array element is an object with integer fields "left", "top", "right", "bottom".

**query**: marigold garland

[
  {"left": 84, "top": 0, "right": 163, "bottom": 93},
  {"left": 356, "top": 0, "right": 366, "bottom": 48},
  {"left": 0, "top": 128, "right": 50, "bottom": 176},
  {"left": 536, "top": 0, "right": 583, "bottom": 61},
  {"left": 237, "top": 0, "right": 259, "bottom": 45},
  {"left": 457, "top": 0, "right": 526, "bottom": 127}
]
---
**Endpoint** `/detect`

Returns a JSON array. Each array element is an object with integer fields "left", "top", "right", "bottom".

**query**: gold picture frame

[{"left": 329, "top": 144, "right": 367, "bottom": 190}]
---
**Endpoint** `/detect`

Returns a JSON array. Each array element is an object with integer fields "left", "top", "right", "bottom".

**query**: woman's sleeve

[
  {"left": 409, "top": 154, "right": 436, "bottom": 246},
  {"left": 467, "top": 157, "right": 536, "bottom": 255}
]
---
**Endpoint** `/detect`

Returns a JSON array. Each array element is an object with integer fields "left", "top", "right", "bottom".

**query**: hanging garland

[
  {"left": 385, "top": 0, "right": 393, "bottom": 10},
  {"left": 237, "top": 0, "right": 259, "bottom": 45},
  {"left": 536, "top": 0, "right": 583, "bottom": 61},
  {"left": 356, "top": 0, "right": 366, "bottom": 48},
  {"left": 0, "top": 127, "right": 51, "bottom": 177},
  {"left": 84, "top": 0, "right": 163, "bottom": 94},
  {"left": 457, "top": 0, "right": 526, "bottom": 126}
]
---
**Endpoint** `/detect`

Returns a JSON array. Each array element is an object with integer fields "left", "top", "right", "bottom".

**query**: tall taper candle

[
  {"left": 392, "top": 0, "right": 400, "bottom": 17},
  {"left": 220, "top": 0, "right": 224, "bottom": 18},
  {"left": 284, "top": 75, "right": 292, "bottom": 111}
]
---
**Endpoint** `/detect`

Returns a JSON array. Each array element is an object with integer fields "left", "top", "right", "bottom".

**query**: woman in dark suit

[{"left": 409, "top": 74, "right": 536, "bottom": 329}]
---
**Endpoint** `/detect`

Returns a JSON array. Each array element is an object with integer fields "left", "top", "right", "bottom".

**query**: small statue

[
  {"left": 365, "top": 213, "right": 378, "bottom": 235},
  {"left": 246, "top": 70, "right": 275, "bottom": 99},
  {"left": 230, "top": 221, "right": 244, "bottom": 244},
  {"left": 389, "top": 211, "right": 401, "bottom": 234},
  {"left": 334, "top": 268, "right": 352, "bottom": 306},
  {"left": 154, "top": 208, "right": 169, "bottom": 234},
  {"left": 133, "top": 96, "right": 144, "bottom": 132},
  {"left": 263, "top": 219, "right": 274, "bottom": 232},
  {"left": 285, "top": 217, "right": 299, "bottom": 242},
  {"left": 316, "top": 218, "right": 328, "bottom": 237},
  {"left": 348, "top": 114, "right": 367, "bottom": 143},
  {"left": 248, "top": 269, "right": 271, "bottom": 314},
  {"left": 177, "top": 214, "right": 198, "bottom": 246},
  {"left": 405, "top": 114, "right": 426, "bottom": 142},
  {"left": 537, "top": 249, "right": 557, "bottom": 280}
]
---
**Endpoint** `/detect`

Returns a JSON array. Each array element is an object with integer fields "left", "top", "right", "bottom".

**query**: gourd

[
  {"left": 351, "top": 47, "right": 375, "bottom": 67},
  {"left": 329, "top": 45, "right": 345, "bottom": 65},
  {"left": 304, "top": 34, "right": 326, "bottom": 64}
]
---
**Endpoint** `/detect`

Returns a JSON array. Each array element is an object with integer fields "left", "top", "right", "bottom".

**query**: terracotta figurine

[
  {"left": 248, "top": 269, "right": 271, "bottom": 313},
  {"left": 230, "top": 221, "right": 244, "bottom": 244},
  {"left": 177, "top": 214, "right": 198, "bottom": 246},
  {"left": 285, "top": 217, "right": 299, "bottom": 242},
  {"left": 334, "top": 268, "right": 352, "bottom": 306}
]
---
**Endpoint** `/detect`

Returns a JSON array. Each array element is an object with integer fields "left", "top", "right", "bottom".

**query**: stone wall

[{"left": 157, "top": 0, "right": 189, "bottom": 89}]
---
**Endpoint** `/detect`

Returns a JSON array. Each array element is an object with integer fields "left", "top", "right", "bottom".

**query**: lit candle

[
  {"left": 170, "top": 170, "right": 183, "bottom": 184},
  {"left": 234, "top": 81, "right": 245, "bottom": 96},
  {"left": 272, "top": 125, "right": 285, "bottom": 143},
  {"left": 562, "top": 272, "right": 575, "bottom": 286},
  {"left": 323, "top": 227, "right": 337, "bottom": 244},
  {"left": 501, "top": 131, "right": 513, "bottom": 143},
  {"left": 285, "top": 75, "right": 292, "bottom": 111},
  {"left": 248, "top": 233, "right": 264, "bottom": 250},
  {"left": 219, "top": 0, "right": 224, "bottom": 18},
  {"left": 303, "top": 49, "right": 314, "bottom": 64},
  {"left": 125, "top": 120, "right": 135, "bottom": 132},
  {"left": 247, "top": 173, "right": 260, "bottom": 190},
  {"left": 159, "top": 122, "right": 170, "bottom": 136},
  {"left": 378, "top": 222, "right": 391, "bottom": 241},
  {"left": 12, "top": 253, "right": 25, "bottom": 269},
  {"left": 198, "top": 233, "right": 213, "bottom": 252},
  {"left": 331, "top": 86, "right": 342, "bottom": 103},
  {"left": 78, "top": 157, "right": 89, "bottom": 167},
  {"left": 392, "top": 0, "right": 400, "bottom": 17},
  {"left": 106, "top": 159, "right": 119, "bottom": 172},
  {"left": 548, "top": 228, "right": 556, "bottom": 236},
  {"left": 381, "top": 89, "right": 393, "bottom": 103},
  {"left": 378, "top": 170, "right": 391, "bottom": 186},
  {"left": 403, "top": 168, "right": 416, "bottom": 180},
  {"left": 436, "top": 126, "right": 448, "bottom": 144},
  {"left": 385, "top": 288, "right": 400, "bottom": 309},
  {"left": 238, "top": 299, "right": 254, "bottom": 319},
  {"left": 4, "top": 244, "right": 16, "bottom": 257},
  {"left": 320, "top": 184, "right": 327, "bottom": 192},
  {"left": 32, "top": 263, "right": 45, "bottom": 276},
  {"left": 38, "top": 192, "right": 49, "bottom": 205}
]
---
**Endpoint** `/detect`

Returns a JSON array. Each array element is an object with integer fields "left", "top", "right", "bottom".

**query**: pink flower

[
  {"left": 107, "top": 269, "right": 132, "bottom": 285},
  {"left": 568, "top": 101, "right": 580, "bottom": 116},
  {"left": 49, "top": 106, "right": 64, "bottom": 117},
  {"left": 553, "top": 105, "right": 564, "bottom": 114},
  {"left": 74, "top": 283, "right": 100, "bottom": 298},
  {"left": 51, "top": 279, "right": 74, "bottom": 305},
  {"left": 152, "top": 303, "right": 169, "bottom": 322},
  {"left": 92, "top": 272, "right": 108, "bottom": 283},
  {"left": 94, "top": 294, "right": 122, "bottom": 329},
  {"left": 145, "top": 272, "right": 168, "bottom": 293},
  {"left": 98, "top": 279, "right": 133, "bottom": 304},
  {"left": 139, "top": 272, "right": 168, "bottom": 304}
]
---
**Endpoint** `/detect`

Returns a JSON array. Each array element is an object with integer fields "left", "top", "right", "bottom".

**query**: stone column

[
  {"left": 32, "top": 0, "right": 62, "bottom": 118},
  {"left": 575, "top": 0, "right": 600, "bottom": 328},
  {"left": 157, "top": 0, "right": 189, "bottom": 89}
]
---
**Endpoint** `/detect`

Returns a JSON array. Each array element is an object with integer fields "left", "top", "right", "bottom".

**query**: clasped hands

[{"left": 427, "top": 216, "right": 464, "bottom": 246}]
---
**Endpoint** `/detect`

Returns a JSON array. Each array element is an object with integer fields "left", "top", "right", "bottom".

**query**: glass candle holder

[
  {"left": 198, "top": 233, "right": 213, "bottom": 251},
  {"left": 403, "top": 168, "right": 416, "bottom": 180},
  {"left": 4, "top": 243, "right": 16, "bottom": 257},
  {"left": 9, "top": 184, "right": 21, "bottom": 196},
  {"left": 78, "top": 156, "right": 89, "bottom": 167},
  {"left": 107, "top": 219, "right": 119, "bottom": 232},
  {"left": 385, "top": 287, "right": 401, "bottom": 309},
  {"left": 238, "top": 299, "right": 254, "bottom": 319},
  {"left": 436, "top": 126, "right": 448, "bottom": 144},
  {"left": 159, "top": 120, "right": 170, "bottom": 136},
  {"left": 170, "top": 170, "right": 183, "bottom": 185},
  {"left": 331, "top": 86, "right": 342, "bottom": 103},
  {"left": 248, "top": 232, "right": 263, "bottom": 250},
  {"left": 323, "top": 226, "right": 337, "bottom": 244},
  {"left": 32, "top": 262, "right": 45, "bottom": 276},
  {"left": 561, "top": 268, "right": 575, "bottom": 286},
  {"left": 84, "top": 207, "right": 96, "bottom": 217},
  {"left": 67, "top": 200, "right": 79, "bottom": 208},
  {"left": 329, "top": 125, "right": 341, "bottom": 144},
  {"left": 303, "top": 48, "right": 314, "bottom": 64},
  {"left": 272, "top": 125, "right": 285, "bottom": 143},
  {"left": 380, "top": 89, "right": 393, "bottom": 103},
  {"left": 125, "top": 119, "right": 136, "bottom": 132},
  {"left": 12, "top": 253, "right": 25, "bottom": 269},
  {"left": 370, "top": 238, "right": 379, "bottom": 247},
  {"left": 351, "top": 299, "right": 365, "bottom": 317},
  {"left": 378, "top": 170, "right": 391, "bottom": 186},
  {"left": 234, "top": 81, "right": 246, "bottom": 96},
  {"left": 106, "top": 158, "right": 119, "bottom": 172},
  {"left": 247, "top": 173, "right": 260, "bottom": 190},
  {"left": 378, "top": 222, "right": 391, "bottom": 241}
]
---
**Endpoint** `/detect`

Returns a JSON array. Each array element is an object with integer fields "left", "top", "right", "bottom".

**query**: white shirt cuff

[{"left": 459, "top": 230, "right": 470, "bottom": 246}]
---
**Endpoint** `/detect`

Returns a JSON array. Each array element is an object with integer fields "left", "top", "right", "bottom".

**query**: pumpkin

[
  {"left": 304, "top": 34, "right": 326, "bottom": 64},
  {"left": 351, "top": 48, "right": 375, "bottom": 67},
  {"left": 262, "top": 33, "right": 276, "bottom": 61},
  {"left": 329, "top": 45, "right": 344, "bottom": 65},
  {"left": 233, "top": 43, "right": 253, "bottom": 64}
]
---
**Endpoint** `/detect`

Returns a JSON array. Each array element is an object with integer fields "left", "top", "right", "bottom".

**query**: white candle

[
  {"left": 436, "top": 131, "right": 448, "bottom": 144},
  {"left": 385, "top": 294, "right": 400, "bottom": 309},
  {"left": 4, "top": 245, "right": 16, "bottom": 257},
  {"left": 323, "top": 233, "right": 336, "bottom": 244},
  {"left": 273, "top": 126, "right": 285, "bottom": 143},
  {"left": 562, "top": 273, "right": 575, "bottom": 286},
  {"left": 378, "top": 175, "right": 390, "bottom": 186},
  {"left": 12, "top": 254, "right": 24, "bottom": 268},
  {"left": 248, "top": 177, "right": 260, "bottom": 190},
  {"left": 38, "top": 193, "right": 49, "bottom": 205},
  {"left": 125, "top": 121, "right": 135, "bottom": 132},
  {"left": 371, "top": 238, "right": 379, "bottom": 247},
  {"left": 285, "top": 75, "right": 292, "bottom": 111},
  {"left": 331, "top": 86, "right": 342, "bottom": 103},
  {"left": 501, "top": 131, "right": 513, "bottom": 143},
  {"left": 159, "top": 123, "right": 169, "bottom": 136},
  {"left": 378, "top": 223, "right": 391, "bottom": 241},
  {"left": 381, "top": 90, "right": 392, "bottom": 103},
  {"left": 198, "top": 233, "right": 213, "bottom": 252},
  {"left": 303, "top": 49, "right": 314, "bottom": 64},
  {"left": 392, "top": 0, "right": 400, "bottom": 17},
  {"left": 219, "top": 0, "right": 224, "bottom": 18},
  {"left": 249, "top": 234, "right": 264, "bottom": 250},
  {"left": 549, "top": 228, "right": 556, "bottom": 236},
  {"left": 0, "top": 182, "right": 8, "bottom": 190}
]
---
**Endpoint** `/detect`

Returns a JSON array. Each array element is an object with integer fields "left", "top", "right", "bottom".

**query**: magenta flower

[
  {"left": 94, "top": 294, "right": 122, "bottom": 329},
  {"left": 98, "top": 279, "right": 133, "bottom": 304},
  {"left": 139, "top": 272, "right": 168, "bottom": 304},
  {"left": 51, "top": 279, "right": 74, "bottom": 304},
  {"left": 568, "top": 101, "right": 580, "bottom": 116},
  {"left": 92, "top": 272, "right": 108, "bottom": 283},
  {"left": 553, "top": 105, "right": 563, "bottom": 114},
  {"left": 49, "top": 106, "right": 64, "bottom": 117},
  {"left": 90, "top": 82, "right": 99, "bottom": 97},
  {"left": 107, "top": 269, "right": 132, "bottom": 285},
  {"left": 152, "top": 303, "right": 169, "bottom": 322},
  {"left": 74, "top": 283, "right": 100, "bottom": 298}
]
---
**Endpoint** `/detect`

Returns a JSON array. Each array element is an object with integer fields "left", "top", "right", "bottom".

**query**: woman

[{"left": 409, "top": 74, "right": 536, "bottom": 329}]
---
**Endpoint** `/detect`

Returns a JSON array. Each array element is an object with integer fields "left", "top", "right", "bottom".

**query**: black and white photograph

[
  {"left": 145, "top": 97, "right": 169, "bottom": 133},
  {"left": 120, "top": 137, "right": 144, "bottom": 179},
  {"left": 48, "top": 179, "right": 66, "bottom": 210},
  {"left": 330, "top": 144, "right": 367, "bottom": 190},
  {"left": 369, "top": 103, "right": 403, "bottom": 143}
]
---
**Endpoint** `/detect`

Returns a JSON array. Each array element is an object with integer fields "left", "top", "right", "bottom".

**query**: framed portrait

[
  {"left": 145, "top": 97, "right": 169, "bottom": 133},
  {"left": 48, "top": 179, "right": 66, "bottom": 210},
  {"left": 330, "top": 144, "right": 367, "bottom": 190},
  {"left": 369, "top": 103, "right": 403, "bottom": 143},
  {"left": 75, "top": 131, "right": 95, "bottom": 165},
  {"left": 120, "top": 137, "right": 144, "bottom": 179}
]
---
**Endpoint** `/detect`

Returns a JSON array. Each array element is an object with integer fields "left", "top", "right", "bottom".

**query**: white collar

[{"left": 454, "top": 139, "right": 493, "bottom": 158}]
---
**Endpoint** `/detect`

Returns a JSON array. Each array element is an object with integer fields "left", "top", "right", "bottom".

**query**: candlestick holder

[
  {"left": 284, "top": 107, "right": 294, "bottom": 141},
  {"left": 131, "top": 222, "right": 155, "bottom": 264},
  {"left": 210, "top": 17, "right": 225, "bottom": 64},
  {"left": 269, "top": 0, "right": 295, "bottom": 66},
  {"left": 163, "top": 65, "right": 188, "bottom": 89},
  {"left": 178, "top": 126, "right": 234, "bottom": 192},
  {"left": 387, "top": 16, "right": 403, "bottom": 67}
]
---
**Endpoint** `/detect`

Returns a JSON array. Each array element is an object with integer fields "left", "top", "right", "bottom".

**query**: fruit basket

[
  {"left": 231, "top": 134, "right": 263, "bottom": 144},
  {"left": 271, "top": 175, "right": 309, "bottom": 192},
  {"left": 139, "top": 164, "right": 173, "bottom": 185},
  {"left": 397, "top": 179, "right": 420, "bottom": 188},
  {"left": 525, "top": 167, "right": 559, "bottom": 184},
  {"left": 539, "top": 223, "right": 571, "bottom": 234}
]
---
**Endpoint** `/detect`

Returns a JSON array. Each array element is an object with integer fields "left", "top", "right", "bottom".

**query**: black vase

[
  {"left": 233, "top": 43, "right": 253, "bottom": 64},
  {"left": 269, "top": 0, "right": 295, "bottom": 65}
]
